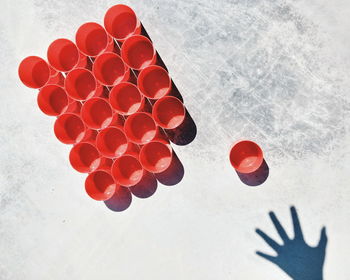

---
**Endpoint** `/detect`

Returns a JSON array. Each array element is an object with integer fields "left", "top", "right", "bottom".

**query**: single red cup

[
  {"left": 75, "top": 22, "right": 109, "bottom": 57},
  {"left": 124, "top": 112, "right": 159, "bottom": 144},
  {"left": 139, "top": 141, "right": 173, "bottom": 173},
  {"left": 37, "top": 84, "right": 70, "bottom": 116},
  {"left": 104, "top": 4, "right": 141, "bottom": 41},
  {"left": 109, "top": 82, "right": 144, "bottom": 115},
  {"left": 111, "top": 154, "right": 144, "bottom": 187},
  {"left": 69, "top": 142, "right": 101, "bottom": 173},
  {"left": 65, "top": 68, "right": 102, "bottom": 101},
  {"left": 92, "top": 52, "right": 129, "bottom": 86},
  {"left": 96, "top": 126, "right": 129, "bottom": 158},
  {"left": 137, "top": 65, "right": 171, "bottom": 99},
  {"left": 81, "top": 97, "right": 113, "bottom": 129},
  {"left": 229, "top": 140, "right": 264, "bottom": 173},
  {"left": 47, "top": 39, "right": 81, "bottom": 72},
  {"left": 18, "top": 56, "right": 51, "bottom": 88},
  {"left": 54, "top": 113, "right": 86, "bottom": 144},
  {"left": 121, "top": 35, "right": 156, "bottom": 70},
  {"left": 152, "top": 96, "right": 185, "bottom": 129},
  {"left": 85, "top": 170, "right": 116, "bottom": 201}
]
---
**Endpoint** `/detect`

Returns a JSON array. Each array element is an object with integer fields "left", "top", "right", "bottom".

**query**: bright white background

[{"left": 1, "top": 0, "right": 350, "bottom": 279}]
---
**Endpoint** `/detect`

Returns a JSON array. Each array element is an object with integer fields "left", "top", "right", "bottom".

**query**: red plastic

[
  {"left": 109, "top": 82, "right": 144, "bottom": 115},
  {"left": 85, "top": 170, "right": 116, "bottom": 201},
  {"left": 96, "top": 126, "right": 128, "bottom": 158},
  {"left": 69, "top": 142, "right": 101, "bottom": 173},
  {"left": 121, "top": 35, "right": 156, "bottom": 70},
  {"left": 137, "top": 65, "right": 171, "bottom": 99},
  {"left": 37, "top": 84, "right": 69, "bottom": 116},
  {"left": 92, "top": 52, "right": 129, "bottom": 86},
  {"left": 139, "top": 141, "right": 172, "bottom": 173},
  {"left": 229, "top": 140, "right": 264, "bottom": 173},
  {"left": 47, "top": 39, "right": 80, "bottom": 72},
  {"left": 109, "top": 113, "right": 125, "bottom": 128},
  {"left": 65, "top": 68, "right": 101, "bottom": 101},
  {"left": 104, "top": 4, "right": 141, "bottom": 41},
  {"left": 66, "top": 100, "right": 82, "bottom": 114},
  {"left": 96, "top": 157, "right": 113, "bottom": 171},
  {"left": 111, "top": 154, "right": 144, "bottom": 187},
  {"left": 124, "top": 112, "right": 158, "bottom": 144},
  {"left": 54, "top": 113, "right": 86, "bottom": 144},
  {"left": 152, "top": 96, "right": 185, "bottom": 129},
  {"left": 75, "top": 22, "right": 109, "bottom": 57},
  {"left": 18, "top": 56, "right": 51, "bottom": 88},
  {"left": 81, "top": 97, "right": 113, "bottom": 129}
]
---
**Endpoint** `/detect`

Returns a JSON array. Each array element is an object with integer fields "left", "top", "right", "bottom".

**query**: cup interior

[
  {"left": 153, "top": 96, "right": 185, "bottom": 129},
  {"left": 138, "top": 66, "right": 171, "bottom": 99},
  {"left": 229, "top": 141, "right": 263, "bottom": 173}
]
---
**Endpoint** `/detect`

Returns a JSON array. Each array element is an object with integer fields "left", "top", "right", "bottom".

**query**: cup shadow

[
  {"left": 164, "top": 110, "right": 197, "bottom": 146},
  {"left": 236, "top": 159, "right": 269, "bottom": 186},
  {"left": 104, "top": 186, "right": 132, "bottom": 212},
  {"left": 129, "top": 171, "right": 158, "bottom": 198},
  {"left": 155, "top": 151, "right": 184, "bottom": 186}
]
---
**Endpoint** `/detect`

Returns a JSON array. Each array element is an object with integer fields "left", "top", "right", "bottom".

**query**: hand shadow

[{"left": 255, "top": 206, "right": 327, "bottom": 280}]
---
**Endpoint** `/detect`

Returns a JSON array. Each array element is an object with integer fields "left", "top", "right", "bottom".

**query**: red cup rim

[
  {"left": 75, "top": 22, "right": 109, "bottom": 57},
  {"left": 85, "top": 170, "right": 116, "bottom": 201},
  {"left": 81, "top": 97, "right": 113, "bottom": 129},
  {"left": 111, "top": 154, "right": 144, "bottom": 187},
  {"left": 137, "top": 65, "right": 172, "bottom": 99},
  {"left": 96, "top": 126, "right": 129, "bottom": 158},
  {"left": 152, "top": 96, "right": 185, "bottom": 129},
  {"left": 109, "top": 82, "right": 143, "bottom": 115},
  {"left": 121, "top": 35, "right": 156, "bottom": 70},
  {"left": 37, "top": 84, "right": 69, "bottom": 116},
  {"left": 47, "top": 38, "right": 80, "bottom": 72},
  {"left": 229, "top": 140, "right": 264, "bottom": 173},
  {"left": 54, "top": 112, "right": 86, "bottom": 144},
  {"left": 69, "top": 142, "right": 101, "bottom": 173},
  {"left": 124, "top": 112, "right": 157, "bottom": 144},
  {"left": 92, "top": 52, "right": 128, "bottom": 86},
  {"left": 18, "top": 56, "right": 50, "bottom": 89},
  {"left": 104, "top": 4, "right": 141, "bottom": 41},
  {"left": 64, "top": 68, "right": 98, "bottom": 101},
  {"left": 139, "top": 141, "right": 173, "bottom": 173}
]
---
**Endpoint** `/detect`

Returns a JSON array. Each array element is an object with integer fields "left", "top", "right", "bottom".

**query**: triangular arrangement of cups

[{"left": 18, "top": 4, "right": 197, "bottom": 211}]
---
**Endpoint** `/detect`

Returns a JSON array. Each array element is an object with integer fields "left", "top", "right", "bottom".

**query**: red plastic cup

[
  {"left": 109, "top": 82, "right": 144, "bottom": 115},
  {"left": 104, "top": 4, "right": 141, "bottom": 41},
  {"left": 139, "top": 141, "right": 173, "bottom": 173},
  {"left": 121, "top": 35, "right": 156, "bottom": 70},
  {"left": 37, "top": 84, "right": 70, "bottom": 116},
  {"left": 47, "top": 39, "right": 81, "bottom": 72},
  {"left": 137, "top": 65, "right": 171, "bottom": 99},
  {"left": 92, "top": 52, "right": 129, "bottom": 86},
  {"left": 229, "top": 140, "right": 264, "bottom": 173},
  {"left": 65, "top": 68, "right": 102, "bottom": 101},
  {"left": 54, "top": 113, "right": 86, "bottom": 144},
  {"left": 124, "top": 112, "right": 159, "bottom": 144},
  {"left": 81, "top": 97, "right": 113, "bottom": 129},
  {"left": 96, "top": 126, "right": 128, "bottom": 158},
  {"left": 111, "top": 154, "right": 144, "bottom": 187},
  {"left": 152, "top": 96, "right": 185, "bottom": 129},
  {"left": 18, "top": 56, "right": 51, "bottom": 88},
  {"left": 85, "top": 170, "right": 116, "bottom": 201},
  {"left": 69, "top": 142, "right": 101, "bottom": 173},
  {"left": 75, "top": 22, "right": 109, "bottom": 57}
]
